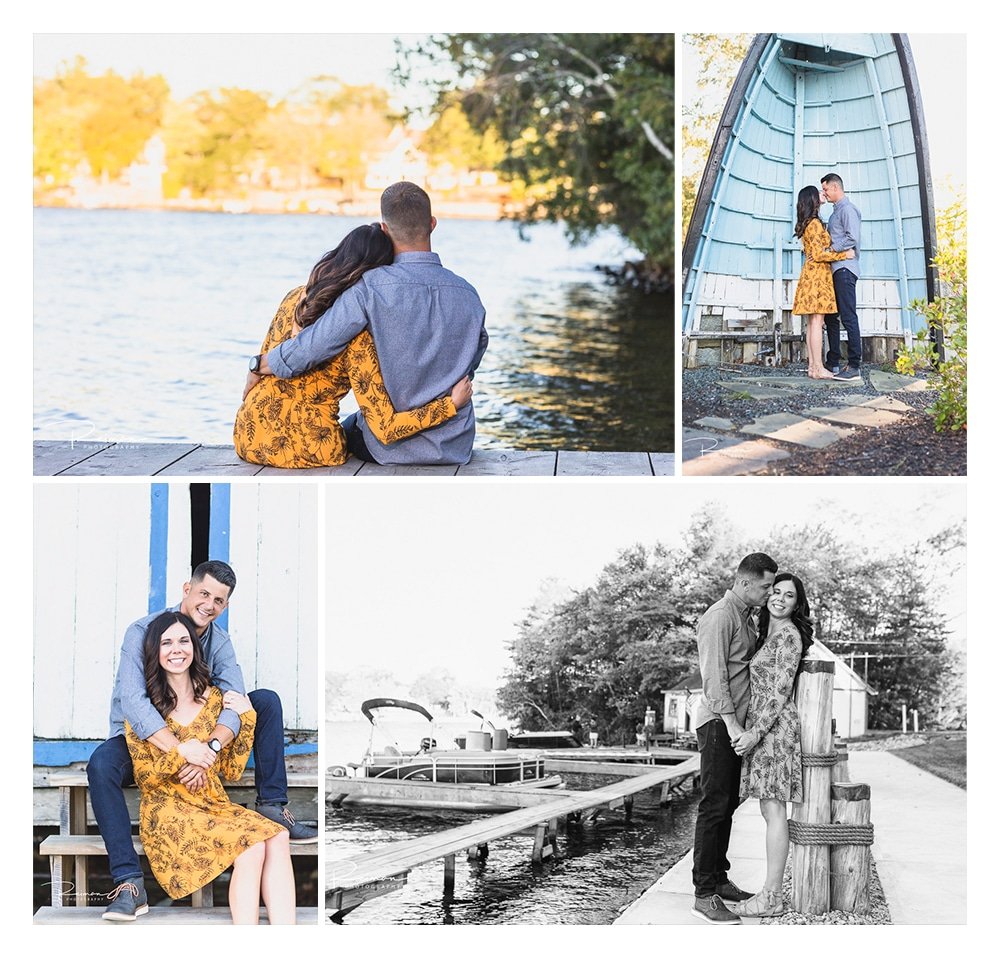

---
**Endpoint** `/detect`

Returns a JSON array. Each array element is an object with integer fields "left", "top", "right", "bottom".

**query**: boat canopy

[{"left": 361, "top": 698, "right": 434, "bottom": 725}]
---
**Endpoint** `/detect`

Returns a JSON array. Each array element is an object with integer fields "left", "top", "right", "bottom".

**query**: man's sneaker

[
  {"left": 715, "top": 878, "right": 753, "bottom": 902},
  {"left": 824, "top": 361, "right": 840, "bottom": 375},
  {"left": 256, "top": 803, "right": 318, "bottom": 843},
  {"left": 691, "top": 894, "right": 742, "bottom": 924},
  {"left": 102, "top": 878, "right": 148, "bottom": 921},
  {"left": 834, "top": 365, "right": 862, "bottom": 381}
]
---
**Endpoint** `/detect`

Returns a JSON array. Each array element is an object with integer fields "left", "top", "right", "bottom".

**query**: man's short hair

[
  {"left": 380, "top": 181, "right": 432, "bottom": 245},
  {"left": 736, "top": 553, "right": 778, "bottom": 580},
  {"left": 821, "top": 173, "right": 844, "bottom": 189},
  {"left": 191, "top": 559, "right": 236, "bottom": 597}
]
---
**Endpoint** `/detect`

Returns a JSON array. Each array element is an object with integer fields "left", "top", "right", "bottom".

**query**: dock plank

[
  {"left": 556, "top": 452, "right": 653, "bottom": 476},
  {"left": 327, "top": 777, "right": 567, "bottom": 809},
  {"left": 33, "top": 440, "right": 115, "bottom": 475},
  {"left": 355, "top": 461, "right": 460, "bottom": 476},
  {"left": 649, "top": 453, "right": 677, "bottom": 476},
  {"left": 156, "top": 445, "right": 264, "bottom": 476},
  {"left": 456, "top": 450, "right": 557, "bottom": 476},
  {"left": 34, "top": 906, "right": 319, "bottom": 925},
  {"left": 58, "top": 443, "right": 201, "bottom": 476}
]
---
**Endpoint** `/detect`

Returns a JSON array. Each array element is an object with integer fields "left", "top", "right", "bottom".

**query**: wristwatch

[
  {"left": 208, "top": 738, "right": 222, "bottom": 754},
  {"left": 248, "top": 354, "right": 262, "bottom": 373}
]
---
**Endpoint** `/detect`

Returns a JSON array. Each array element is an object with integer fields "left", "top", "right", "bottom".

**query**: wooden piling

[
  {"left": 791, "top": 655, "right": 835, "bottom": 914},
  {"left": 830, "top": 783, "right": 871, "bottom": 914},
  {"left": 443, "top": 854, "right": 456, "bottom": 895},
  {"left": 833, "top": 742, "right": 850, "bottom": 783}
]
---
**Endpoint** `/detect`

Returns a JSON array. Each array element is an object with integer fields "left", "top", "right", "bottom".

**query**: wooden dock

[
  {"left": 34, "top": 441, "right": 676, "bottom": 477},
  {"left": 326, "top": 756, "right": 699, "bottom": 917}
]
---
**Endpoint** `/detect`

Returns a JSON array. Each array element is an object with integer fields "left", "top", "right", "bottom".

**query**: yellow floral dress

[
  {"left": 233, "top": 286, "right": 458, "bottom": 468},
  {"left": 125, "top": 687, "right": 283, "bottom": 899},
  {"left": 791, "top": 218, "right": 851, "bottom": 315}
]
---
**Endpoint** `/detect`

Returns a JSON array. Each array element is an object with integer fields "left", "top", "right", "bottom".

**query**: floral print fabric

[
  {"left": 739, "top": 623, "right": 804, "bottom": 803},
  {"left": 791, "top": 218, "right": 851, "bottom": 316},
  {"left": 125, "top": 686, "right": 283, "bottom": 899},
  {"left": 233, "top": 286, "right": 457, "bottom": 468}
]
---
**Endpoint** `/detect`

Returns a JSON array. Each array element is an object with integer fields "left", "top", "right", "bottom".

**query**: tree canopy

[
  {"left": 498, "top": 508, "right": 963, "bottom": 740},
  {"left": 397, "top": 34, "right": 675, "bottom": 278}
]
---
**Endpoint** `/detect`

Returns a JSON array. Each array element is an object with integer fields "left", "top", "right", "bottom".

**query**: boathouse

[
  {"left": 661, "top": 639, "right": 876, "bottom": 739},
  {"left": 682, "top": 33, "right": 937, "bottom": 367}
]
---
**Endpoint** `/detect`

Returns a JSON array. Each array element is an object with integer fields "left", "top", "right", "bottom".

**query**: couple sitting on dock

[
  {"left": 234, "top": 182, "right": 489, "bottom": 469},
  {"left": 692, "top": 553, "right": 813, "bottom": 923},
  {"left": 86, "top": 560, "right": 316, "bottom": 924}
]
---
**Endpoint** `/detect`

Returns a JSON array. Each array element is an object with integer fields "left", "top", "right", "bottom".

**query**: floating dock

[
  {"left": 34, "top": 441, "right": 675, "bottom": 477},
  {"left": 326, "top": 756, "right": 700, "bottom": 918}
]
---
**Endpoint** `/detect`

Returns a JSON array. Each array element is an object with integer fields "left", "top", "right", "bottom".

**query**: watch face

[
  {"left": 209, "top": 738, "right": 222, "bottom": 752},
  {"left": 249, "top": 355, "right": 260, "bottom": 372}
]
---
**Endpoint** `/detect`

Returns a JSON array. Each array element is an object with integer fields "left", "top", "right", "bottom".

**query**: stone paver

[
  {"left": 718, "top": 382, "right": 803, "bottom": 400},
  {"left": 834, "top": 394, "right": 912, "bottom": 412},
  {"left": 803, "top": 406, "right": 907, "bottom": 428},
  {"left": 693, "top": 416, "right": 737, "bottom": 431},
  {"left": 869, "top": 370, "right": 929, "bottom": 393},
  {"left": 683, "top": 434, "right": 791, "bottom": 476},
  {"left": 740, "top": 413, "right": 854, "bottom": 449},
  {"left": 732, "top": 375, "right": 853, "bottom": 390}
]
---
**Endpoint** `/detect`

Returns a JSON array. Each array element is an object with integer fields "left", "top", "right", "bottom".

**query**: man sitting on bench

[{"left": 87, "top": 559, "right": 317, "bottom": 921}]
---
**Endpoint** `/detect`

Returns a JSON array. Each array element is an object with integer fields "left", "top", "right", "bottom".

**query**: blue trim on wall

[
  {"left": 148, "top": 484, "right": 169, "bottom": 614},
  {"left": 34, "top": 739, "right": 317, "bottom": 767}
]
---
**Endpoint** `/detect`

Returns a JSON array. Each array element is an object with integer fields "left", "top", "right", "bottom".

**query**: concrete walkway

[{"left": 615, "top": 750, "right": 965, "bottom": 924}]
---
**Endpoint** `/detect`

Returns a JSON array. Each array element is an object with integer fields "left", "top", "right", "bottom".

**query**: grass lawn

[{"left": 889, "top": 732, "right": 966, "bottom": 789}]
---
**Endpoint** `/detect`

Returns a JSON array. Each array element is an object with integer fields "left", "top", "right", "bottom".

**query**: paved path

[
  {"left": 615, "top": 749, "right": 965, "bottom": 924},
  {"left": 34, "top": 442, "right": 675, "bottom": 477},
  {"left": 683, "top": 369, "right": 928, "bottom": 475}
]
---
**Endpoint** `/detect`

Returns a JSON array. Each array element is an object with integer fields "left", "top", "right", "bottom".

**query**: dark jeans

[
  {"left": 341, "top": 412, "right": 377, "bottom": 463},
  {"left": 87, "top": 688, "right": 288, "bottom": 885},
  {"left": 691, "top": 719, "right": 743, "bottom": 898},
  {"left": 825, "top": 269, "right": 861, "bottom": 369}
]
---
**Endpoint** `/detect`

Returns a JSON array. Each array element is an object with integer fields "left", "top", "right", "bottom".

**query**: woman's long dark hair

[
  {"left": 794, "top": 185, "right": 822, "bottom": 238},
  {"left": 757, "top": 573, "right": 815, "bottom": 683},
  {"left": 143, "top": 612, "right": 211, "bottom": 719},
  {"left": 295, "top": 223, "right": 394, "bottom": 329}
]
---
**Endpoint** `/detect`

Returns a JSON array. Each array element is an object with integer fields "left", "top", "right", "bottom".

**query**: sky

[{"left": 325, "top": 482, "right": 966, "bottom": 690}]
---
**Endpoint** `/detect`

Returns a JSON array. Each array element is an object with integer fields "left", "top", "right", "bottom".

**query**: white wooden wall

[{"left": 34, "top": 484, "right": 317, "bottom": 739}]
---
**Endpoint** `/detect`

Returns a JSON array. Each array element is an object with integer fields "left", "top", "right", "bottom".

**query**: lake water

[
  {"left": 326, "top": 717, "right": 698, "bottom": 924},
  {"left": 33, "top": 209, "right": 674, "bottom": 451}
]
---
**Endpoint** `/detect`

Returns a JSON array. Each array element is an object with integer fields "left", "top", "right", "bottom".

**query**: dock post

[
  {"left": 790, "top": 654, "right": 835, "bottom": 914},
  {"left": 443, "top": 854, "right": 456, "bottom": 895},
  {"left": 623, "top": 796, "right": 634, "bottom": 821},
  {"left": 830, "top": 783, "right": 872, "bottom": 914},
  {"left": 833, "top": 742, "right": 850, "bottom": 783}
]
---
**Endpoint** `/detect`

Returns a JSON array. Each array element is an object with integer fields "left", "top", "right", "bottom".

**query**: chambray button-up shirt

[
  {"left": 693, "top": 589, "right": 757, "bottom": 729},
  {"left": 108, "top": 605, "right": 246, "bottom": 740},
  {"left": 828, "top": 196, "right": 862, "bottom": 278},
  {"left": 267, "top": 251, "right": 488, "bottom": 465}
]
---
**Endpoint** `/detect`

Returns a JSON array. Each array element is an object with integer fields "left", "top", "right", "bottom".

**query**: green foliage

[
  {"left": 498, "top": 509, "right": 963, "bottom": 737},
  {"left": 398, "top": 34, "right": 675, "bottom": 275},
  {"left": 895, "top": 197, "right": 968, "bottom": 432}
]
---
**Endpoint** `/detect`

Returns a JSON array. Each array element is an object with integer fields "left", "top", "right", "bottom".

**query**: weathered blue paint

[
  {"left": 147, "top": 484, "right": 169, "bottom": 614},
  {"left": 683, "top": 34, "right": 936, "bottom": 346},
  {"left": 209, "top": 483, "right": 231, "bottom": 631},
  {"left": 34, "top": 739, "right": 317, "bottom": 767}
]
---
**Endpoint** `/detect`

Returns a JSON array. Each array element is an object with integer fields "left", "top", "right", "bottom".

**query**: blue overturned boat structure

[{"left": 682, "top": 34, "right": 937, "bottom": 367}]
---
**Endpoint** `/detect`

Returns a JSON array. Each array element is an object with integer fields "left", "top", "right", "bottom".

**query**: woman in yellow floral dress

[
  {"left": 791, "top": 186, "right": 855, "bottom": 379},
  {"left": 234, "top": 224, "right": 471, "bottom": 468},
  {"left": 731, "top": 573, "right": 813, "bottom": 918},
  {"left": 125, "top": 612, "right": 295, "bottom": 924}
]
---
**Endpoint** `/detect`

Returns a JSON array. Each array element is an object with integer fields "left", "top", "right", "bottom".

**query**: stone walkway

[
  {"left": 683, "top": 369, "right": 928, "bottom": 476},
  {"left": 613, "top": 749, "right": 965, "bottom": 925}
]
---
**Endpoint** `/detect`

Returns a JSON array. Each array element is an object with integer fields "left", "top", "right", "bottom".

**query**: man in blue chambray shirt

[
  {"left": 821, "top": 173, "right": 863, "bottom": 381},
  {"left": 87, "top": 560, "right": 316, "bottom": 921},
  {"left": 250, "top": 182, "right": 488, "bottom": 465}
]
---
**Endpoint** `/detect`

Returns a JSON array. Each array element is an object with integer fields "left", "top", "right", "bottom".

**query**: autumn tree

[{"left": 398, "top": 34, "right": 675, "bottom": 279}]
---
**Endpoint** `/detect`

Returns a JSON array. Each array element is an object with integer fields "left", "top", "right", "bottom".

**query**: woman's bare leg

[
  {"left": 760, "top": 799, "right": 790, "bottom": 892},
  {"left": 229, "top": 842, "right": 265, "bottom": 924},
  {"left": 808, "top": 315, "right": 834, "bottom": 378},
  {"left": 261, "top": 831, "right": 296, "bottom": 925}
]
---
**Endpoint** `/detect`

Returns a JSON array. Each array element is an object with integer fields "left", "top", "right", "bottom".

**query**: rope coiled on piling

[
  {"left": 788, "top": 821, "right": 874, "bottom": 846},
  {"left": 801, "top": 751, "right": 839, "bottom": 767}
]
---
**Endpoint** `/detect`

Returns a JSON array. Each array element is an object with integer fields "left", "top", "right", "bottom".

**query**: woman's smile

[{"left": 159, "top": 622, "right": 195, "bottom": 673}]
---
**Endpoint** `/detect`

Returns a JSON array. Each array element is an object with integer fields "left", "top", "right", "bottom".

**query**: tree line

[{"left": 498, "top": 507, "right": 963, "bottom": 741}]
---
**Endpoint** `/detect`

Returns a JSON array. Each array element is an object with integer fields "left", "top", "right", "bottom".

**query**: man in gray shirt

[
  {"left": 821, "top": 173, "right": 863, "bottom": 381},
  {"left": 252, "top": 182, "right": 488, "bottom": 465},
  {"left": 87, "top": 560, "right": 315, "bottom": 921},
  {"left": 691, "top": 552, "right": 777, "bottom": 924}
]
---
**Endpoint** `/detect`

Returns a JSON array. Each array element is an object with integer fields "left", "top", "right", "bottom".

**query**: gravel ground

[
  {"left": 760, "top": 856, "right": 891, "bottom": 925},
  {"left": 683, "top": 363, "right": 966, "bottom": 476}
]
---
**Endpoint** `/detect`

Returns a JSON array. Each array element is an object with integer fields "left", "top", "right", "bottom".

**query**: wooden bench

[
  {"left": 41, "top": 769, "right": 318, "bottom": 910},
  {"left": 34, "top": 906, "right": 320, "bottom": 924}
]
